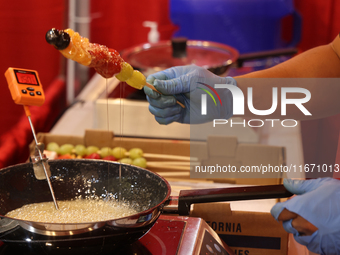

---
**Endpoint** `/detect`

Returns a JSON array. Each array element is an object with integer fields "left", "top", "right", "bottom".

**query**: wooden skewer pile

[{"left": 125, "top": 152, "right": 200, "bottom": 179}]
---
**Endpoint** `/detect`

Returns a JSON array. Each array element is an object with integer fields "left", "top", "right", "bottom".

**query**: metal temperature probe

[{"left": 5, "top": 67, "right": 59, "bottom": 210}]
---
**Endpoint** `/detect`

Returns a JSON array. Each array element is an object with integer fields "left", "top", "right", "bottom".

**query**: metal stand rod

[{"left": 27, "top": 116, "right": 59, "bottom": 210}]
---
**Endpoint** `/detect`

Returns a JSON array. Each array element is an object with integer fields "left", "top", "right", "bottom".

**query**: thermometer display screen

[{"left": 15, "top": 70, "right": 39, "bottom": 85}]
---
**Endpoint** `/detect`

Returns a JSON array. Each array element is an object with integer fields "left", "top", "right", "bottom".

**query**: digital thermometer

[
  {"left": 5, "top": 68, "right": 45, "bottom": 112},
  {"left": 4, "top": 67, "right": 59, "bottom": 210}
]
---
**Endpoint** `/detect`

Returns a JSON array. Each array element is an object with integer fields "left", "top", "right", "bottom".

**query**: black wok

[{"left": 0, "top": 159, "right": 292, "bottom": 254}]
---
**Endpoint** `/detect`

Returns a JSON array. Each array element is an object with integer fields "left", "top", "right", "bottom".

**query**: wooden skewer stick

[
  {"left": 155, "top": 172, "right": 190, "bottom": 177},
  {"left": 146, "top": 163, "right": 191, "bottom": 171},
  {"left": 145, "top": 153, "right": 197, "bottom": 161},
  {"left": 147, "top": 161, "right": 200, "bottom": 166},
  {"left": 125, "top": 152, "right": 197, "bottom": 161},
  {"left": 145, "top": 82, "right": 185, "bottom": 108}
]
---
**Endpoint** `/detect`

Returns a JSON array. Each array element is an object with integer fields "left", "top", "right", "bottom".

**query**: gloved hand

[
  {"left": 144, "top": 65, "right": 237, "bottom": 124},
  {"left": 271, "top": 178, "right": 340, "bottom": 255}
]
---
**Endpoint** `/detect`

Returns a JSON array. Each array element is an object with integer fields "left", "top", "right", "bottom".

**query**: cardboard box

[
  {"left": 190, "top": 203, "right": 288, "bottom": 255},
  {"left": 191, "top": 136, "right": 286, "bottom": 185},
  {"left": 30, "top": 129, "right": 191, "bottom": 157},
  {"left": 30, "top": 129, "right": 195, "bottom": 179},
  {"left": 30, "top": 131, "right": 286, "bottom": 185}
]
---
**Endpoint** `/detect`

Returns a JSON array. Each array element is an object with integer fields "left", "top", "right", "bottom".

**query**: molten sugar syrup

[
  {"left": 5, "top": 199, "right": 138, "bottom": 223},
  {"left": 105, "top": 76, "right": 124, "bottom": 201}
]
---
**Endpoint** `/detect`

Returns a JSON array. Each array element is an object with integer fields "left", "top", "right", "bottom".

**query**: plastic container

[{"left": 170, "top": 0, "right": 301, "bottom": 53}]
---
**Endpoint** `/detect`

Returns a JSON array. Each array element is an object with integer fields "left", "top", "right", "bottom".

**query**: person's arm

[
  {"left": 235, "top": 35, "right": 340, "bottom": 120},
  {"left": 144, "top": 35, "right": 340, "bottom": 124},
  {"left": 238, "top": 43, "right": 340, "bottom": 78}
]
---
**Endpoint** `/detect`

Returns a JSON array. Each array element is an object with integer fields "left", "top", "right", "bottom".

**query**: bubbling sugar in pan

[{"left": 5, "top": 199, "right": 138, "bottom": 223}]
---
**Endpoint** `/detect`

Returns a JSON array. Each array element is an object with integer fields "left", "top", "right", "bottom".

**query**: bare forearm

[
  {"left": 234, "top": 37, "right": 340, "bottom": 120},
  {"left": 236, "top": 38, "right": 340, "bottom": 78}
]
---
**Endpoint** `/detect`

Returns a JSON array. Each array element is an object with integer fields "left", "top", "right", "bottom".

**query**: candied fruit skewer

[{"left": 45, "top": 28, "right": 185, "bottom": 108}]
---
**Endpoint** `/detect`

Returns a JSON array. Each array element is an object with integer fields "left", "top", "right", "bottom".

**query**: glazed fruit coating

[
  {"left": 115, "top": 62, "right": 134, "bottom": 81},
  {"left": 60, "top": 29, "right": 92, "bottom": 66},
  {"left": 88, "top": 45, "right": 123, "bottom": 78},
  {"left": 58, "top": 29, "right": 123, "bottom": 76},
  {"left": 49, "top": 28, "right": 147, "bottom": 89},
  {"left": 126, "top": 70, "right": 146, "bottom": 89}
]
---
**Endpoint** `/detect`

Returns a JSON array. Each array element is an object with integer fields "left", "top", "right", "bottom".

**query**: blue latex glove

[
  {"left": 271, "top": 178, "right": 340, "bottom": 255},
  {"left": 144, "top": 65, "right": 237, "bottom": 124}
]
